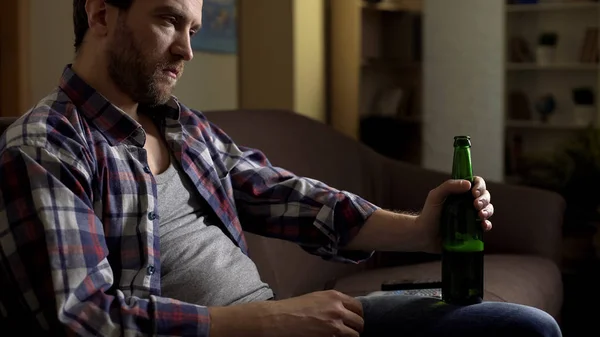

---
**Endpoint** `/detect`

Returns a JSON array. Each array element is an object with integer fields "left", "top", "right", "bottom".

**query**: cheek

[{"left": 146, "top": 26, "right": 175, "bottom": 54}]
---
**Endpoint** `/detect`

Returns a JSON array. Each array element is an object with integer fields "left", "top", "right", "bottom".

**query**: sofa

[{"left": 0, "top": 109, "right": 566, "bottom": 322}]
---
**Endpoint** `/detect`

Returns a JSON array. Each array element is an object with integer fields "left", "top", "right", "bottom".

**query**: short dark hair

[{"left": 73, "top": 0, "right": 134, "bottom": 52}]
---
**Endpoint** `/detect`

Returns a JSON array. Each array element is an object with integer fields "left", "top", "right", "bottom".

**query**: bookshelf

[
  {"left": 507, "top": 62, "right": 599, "bottom": 71},
  {"left": 503, "top": 0, "right": 600, "bottom": 183},
  {"left": 507, "top": 1, "right": 600, "bottom": 12},
  {"left": 329, "top": 0, "right": 424, "bottom": 165},
  {"left": 361, "top": 0, "right": 422, "bottom": 12}
]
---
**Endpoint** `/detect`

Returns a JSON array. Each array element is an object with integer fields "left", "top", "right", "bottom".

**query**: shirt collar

[{"left": 58, "top": 64, "right": 181, "bottom": 147}]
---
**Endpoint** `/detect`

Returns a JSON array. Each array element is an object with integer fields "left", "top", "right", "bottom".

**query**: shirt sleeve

[
  {"left": 204, "top": 117, "right": 381, "bottom": 264},
  {"left": 0, "top": 145, "right": 211, "bottom": 336}
]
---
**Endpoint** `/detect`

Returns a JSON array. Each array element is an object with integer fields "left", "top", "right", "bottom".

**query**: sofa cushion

[{"left": 330, "top": 254, "right": 563, "bottom": 319}]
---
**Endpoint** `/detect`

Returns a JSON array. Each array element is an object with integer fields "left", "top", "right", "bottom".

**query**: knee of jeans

[{"left": 514, "top": 306, "right": 562, "bottom": 337}]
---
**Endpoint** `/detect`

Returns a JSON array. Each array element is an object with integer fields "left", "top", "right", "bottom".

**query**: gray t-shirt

[{"left": 157, "top": 158, "right": 274, "bottom": 306}]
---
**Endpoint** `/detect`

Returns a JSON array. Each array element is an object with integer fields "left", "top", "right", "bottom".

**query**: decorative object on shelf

[
  {"left": 505, "top": 134, "right": 524, "bottom": 178},
  {"left": 373, "top": 86, "right": 406, "bottom": 118},
  {"left": 572, "top": 87, "right": 596, "bottom": 126},
  {"left": 508, "top": 91, "right": 533, "bottom": 120},
  {"left": 580, "top": 27, "right": 599, "bottom": 63},
  {"left": 519, "top": 127, "right": 600, "bottom": 230},
  {"left": 536, "top": 32, "right": 558, "bottom": 65},
  {"left": 190, "top": 0, "right": 237, "bottom": 54},
  {"left": 509, "top": 36, "right": 535, "bottom": 63},
  {"left": 534, "top": 93, "right": 557, "bottom": 123}
]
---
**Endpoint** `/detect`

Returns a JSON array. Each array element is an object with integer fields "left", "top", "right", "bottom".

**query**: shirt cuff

[{"left": 307, "top": 191, "right": 380, "bottom": 264}]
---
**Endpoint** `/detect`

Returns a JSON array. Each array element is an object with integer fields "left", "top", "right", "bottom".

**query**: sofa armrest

[{"left": 376, "top": 157, "right": 565, "bottom": 265}]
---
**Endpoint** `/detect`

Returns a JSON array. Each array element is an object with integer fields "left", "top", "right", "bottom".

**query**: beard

[{"left": 107, "top": 15, "right": 183, "bottom": 107}]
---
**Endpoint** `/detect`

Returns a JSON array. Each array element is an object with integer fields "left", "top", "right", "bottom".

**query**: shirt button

[
  {"left": 143, "top": 166, "right": 151, "bottom": 174},
  {"left": 148, "top": 212, "right": 157, "bottom": 221},
  {"left": 146, "top": 265, "right": 155, "bottom": 275}
]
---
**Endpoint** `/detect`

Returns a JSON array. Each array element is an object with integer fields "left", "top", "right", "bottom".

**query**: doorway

[{"left": 0, "top": 0, "right": 29, "bottom": 117}]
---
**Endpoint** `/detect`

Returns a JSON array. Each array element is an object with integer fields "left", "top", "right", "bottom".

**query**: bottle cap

[{"left": 453, "top": 135, "right": 471, "bottom": 147}]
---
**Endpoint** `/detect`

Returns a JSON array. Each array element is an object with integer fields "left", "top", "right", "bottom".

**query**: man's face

[{"left": 107, "top": 0, "right": 203, "bottom": 106}]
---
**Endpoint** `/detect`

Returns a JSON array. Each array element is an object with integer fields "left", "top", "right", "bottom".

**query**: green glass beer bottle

[{"left": 440, "top": 135, "right": 484, "bottom": 305}]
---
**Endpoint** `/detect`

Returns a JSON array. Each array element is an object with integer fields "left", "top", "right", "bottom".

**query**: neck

[{"left": 71, "top": 51, "right": 140, "bottom": 121}]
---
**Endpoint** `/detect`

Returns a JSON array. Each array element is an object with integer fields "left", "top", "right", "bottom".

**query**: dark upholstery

[{"left": 0, "top": 110, "right": 566, "bottom": 318}]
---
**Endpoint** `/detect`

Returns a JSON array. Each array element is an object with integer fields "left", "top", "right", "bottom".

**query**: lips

[
  {"left": 164, "top": 68, "right": 179, "bottom": 79},
  {"left": 163, "top": 64, "right": 183, "bottom": 79}
]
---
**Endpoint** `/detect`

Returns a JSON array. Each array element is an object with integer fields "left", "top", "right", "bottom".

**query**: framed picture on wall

[{"left": 191, "top": 0, "right": 237, "bottom": 54}]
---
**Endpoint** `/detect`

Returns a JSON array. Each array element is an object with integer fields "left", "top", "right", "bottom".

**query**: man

[{"left": 0, "top": 0, "right": 560, "bottom": 336}]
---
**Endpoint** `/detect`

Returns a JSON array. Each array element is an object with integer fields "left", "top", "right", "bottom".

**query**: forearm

[
  {"left": 209, "top": 302, "right": 267, "bottom": 337},
  {"left": 344, "top": 209, "right": 425, "bottom": 252}
]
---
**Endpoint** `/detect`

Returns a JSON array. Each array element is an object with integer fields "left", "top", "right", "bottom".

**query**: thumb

[{"left": 427, "top": 180, "right": 472, "bottom": 206}]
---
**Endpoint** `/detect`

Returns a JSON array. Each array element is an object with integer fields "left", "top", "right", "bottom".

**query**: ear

[{"left": 85, "top": 0, "right": 109, "bottom": 38}]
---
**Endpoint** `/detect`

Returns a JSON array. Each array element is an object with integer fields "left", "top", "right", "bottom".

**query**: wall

[
  {"left": 29, "top": 0, "right": 73, "bottom": 106},
  {"left": 423, "top": 0, "right": 505, "bottom": 182},
  {"left": 293, "top": 0, "right": 325, "bottom": 122},
  {"left": 238, "top": 0, "right": 326, "bottom": 122},
  {"left": 174, "top": 54, "right": 238, "bottom": 111},
  {"left": 27, "top": 0, "right": 237, "bottom": 111}
]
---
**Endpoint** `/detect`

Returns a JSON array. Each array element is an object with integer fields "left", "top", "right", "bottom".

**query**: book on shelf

[{"left": 580, "top": 27, "right": 599, "bottom": 63}]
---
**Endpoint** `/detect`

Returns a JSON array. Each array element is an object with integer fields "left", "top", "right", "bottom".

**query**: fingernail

[
  {"left": 478, "top": 201, "right": 484, "bottom": 208},
  {"left": 481, "top": 210, "right": 488, "bottom": 217}
]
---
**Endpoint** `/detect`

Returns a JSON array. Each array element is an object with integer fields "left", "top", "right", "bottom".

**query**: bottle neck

[{"left": 451, "top": 147, "right": 473, "bottom": 182}]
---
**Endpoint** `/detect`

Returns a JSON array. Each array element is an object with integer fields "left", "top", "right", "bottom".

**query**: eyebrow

[{"left": 152, "top": 5, "right": 202, "bottom": 31}]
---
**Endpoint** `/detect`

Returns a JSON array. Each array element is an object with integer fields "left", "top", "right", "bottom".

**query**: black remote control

[{"left": 381, "top": 279, "right": 442, "bottom": 291}]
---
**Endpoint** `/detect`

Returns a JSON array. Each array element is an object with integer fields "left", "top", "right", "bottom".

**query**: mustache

[{"left": 157, "top": 60, "right": 185, "bottom": 74}]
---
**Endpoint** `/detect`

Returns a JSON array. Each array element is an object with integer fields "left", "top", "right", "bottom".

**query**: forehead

[{"left": 135, "top": 0, "right": 203, "bottom": 21}]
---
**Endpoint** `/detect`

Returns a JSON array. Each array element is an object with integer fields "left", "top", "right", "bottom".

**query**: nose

[{"left": 172, "top": 33, "right": 194, "bottom": 62}]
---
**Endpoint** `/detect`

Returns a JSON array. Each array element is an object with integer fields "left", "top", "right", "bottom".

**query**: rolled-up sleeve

[{"left": 205, "top": 119, "right": 380, "bottom": 264}]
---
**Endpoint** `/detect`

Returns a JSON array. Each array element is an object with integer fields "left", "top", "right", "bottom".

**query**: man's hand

[
  {"left": 416, "top": 176, "right": 494, "bottom": 254},
  {"left": 209, "top": 290, "right": 364, "bottom": 337}
]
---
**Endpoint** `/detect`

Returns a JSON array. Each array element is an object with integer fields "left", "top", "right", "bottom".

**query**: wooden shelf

[
  {"left": 398, "top": 116, "right": 422, "bottom": 123},
  {"left": 507, "top": 2, "right": 600, "bottom": 13},
  {"left": 507, "top": 63, "right": 599, "bottom": 71},
  {"left": 361, "top": 115, "right": 421, "bottom": 123},
  {"left": 362, "top": 58, "right": 422, "bottom": 70},
  {"left": 361, "top": 0, "right": 422, "bottom": 13},
  {"left": 505, "top": 120, "right": 593, "bottom": 130}
]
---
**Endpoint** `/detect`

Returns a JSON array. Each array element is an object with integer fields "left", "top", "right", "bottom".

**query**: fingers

[
  {"left": 338, "top": 292, "right": 364, "bottom": 317},
  {"left": 340, "top": 309, "right": 364, "bottom": 335},
  {"left": 428, "top": 179, "right": 471, "bottom": 206},
  {"left": 335, "top": 324, "right": 361, "bottom": 337},
  {"left": 479, "top": 202, "right": 494, "bottom": 219},
  {"left": 335, "top": 292, "right": 364, "bottom": 333},
  {"left": 482, "top": 219, "right": 493, "bottom": 231},
  {"left": 472, "top": 176, "right": 486, "bottom": 198},
  {"left": 474, "top": 190, "right": 491, "bottom": 211}
]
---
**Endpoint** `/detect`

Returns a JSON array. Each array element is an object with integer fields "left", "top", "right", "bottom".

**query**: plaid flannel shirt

[{"left": 0, "top": 65, "right": 379, "bottom": 336}]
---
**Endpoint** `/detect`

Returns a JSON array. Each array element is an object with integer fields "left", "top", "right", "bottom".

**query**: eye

[{"left": 162, "top": 15, "right": 178, "bottom": 26}]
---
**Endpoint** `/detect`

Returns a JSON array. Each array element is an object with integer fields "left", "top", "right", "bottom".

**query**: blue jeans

[{"left": 357, "top": 295, "right": 562, "bottom": 337}]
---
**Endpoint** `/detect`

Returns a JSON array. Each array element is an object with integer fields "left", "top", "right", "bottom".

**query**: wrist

[
  {"left": 209, "top": 302, "right": 272, "bottom": 337},
  {"left": 346, "top": 209, "right": 422, "bottom": 252}
]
